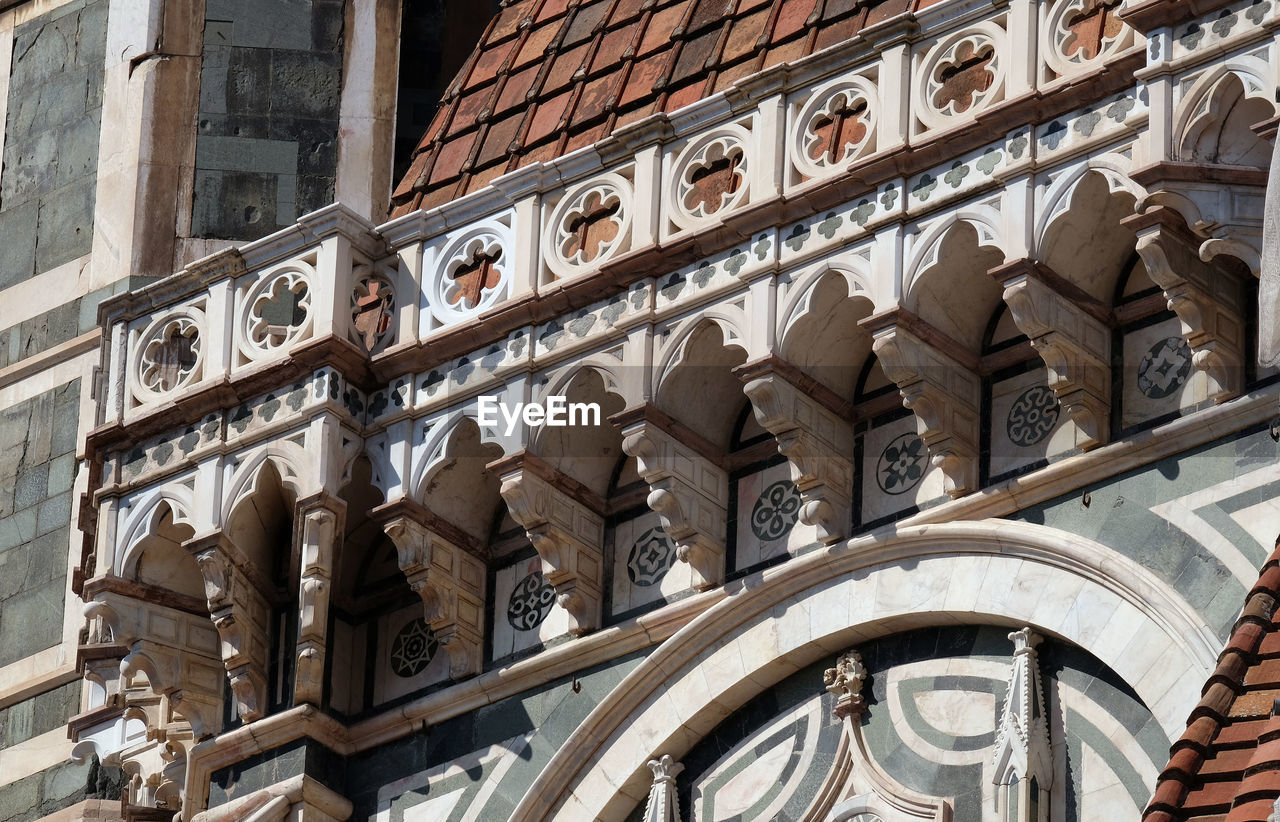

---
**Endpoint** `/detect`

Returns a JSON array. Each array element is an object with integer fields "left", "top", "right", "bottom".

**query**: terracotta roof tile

[
  {"left": 688, "top": 0, "right": 736, "bottom": 33},
  {"left": 609, "top": 0, "right": 649, "bottom": 25},
  {"left": 565, "top": 2, "right": 614, "bottom": 44},
  {"left": 663, "top": 78, "right": 710, "bottom": 112},
  {"left": 1144, "top": 540, "right": 1280, "bottom": 822},
  {"left": 389, "top": 0, "right": 949, "bottom": 215},
  {"left": 494, "top": 63, "right": 543, "bottom": 115},
  {"left": 639, "top": 5, "right": 689, "bottom": 55},
  {"left": 544, "top": 41, "right": 592, "bottom": 93},
  {"left": 772, "top": 0, "right": 820, "bottom": 39},
  {"left": 590, "top": 26, "right": 640, "bottom": 74},
  {"left": 536, "top": 0, "right": 575, "bottom": 24},
  {"left": 514, "top": 23, "right": 562, "bottom": 69}
]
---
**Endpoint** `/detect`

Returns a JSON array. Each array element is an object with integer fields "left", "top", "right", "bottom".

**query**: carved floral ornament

[
  {"left": 432, "top": 224, "right": 513, "bottom": 324},
  {"left": 917, "top": 25, "right": 1008, "bottom": 127},
  {"left": 240, "top": 263, "right": 314, "bottom": 357},
  {"left": 134, "top": 310, "right": 204, "bottom": 399},
  {"left": 794, "top": 78, "right": 879, "bottom": 179},
  {"left": 670, "top": 130, "right": 751, "bottom": 226},
  {"left": 544, "top": 173, "right": 633, "bottom": 278},
  {"left": 1045, "top": 0, "right": 1128, "bottom": 75}
]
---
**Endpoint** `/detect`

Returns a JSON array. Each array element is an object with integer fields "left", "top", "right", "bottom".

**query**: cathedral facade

[{"left": 1, "top": 0, "right": 1279, "bottom": 820}]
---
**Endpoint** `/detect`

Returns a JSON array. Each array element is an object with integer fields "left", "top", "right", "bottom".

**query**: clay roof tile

[{"left": 393, "top": 0, "right": 932, "bottom": 209}]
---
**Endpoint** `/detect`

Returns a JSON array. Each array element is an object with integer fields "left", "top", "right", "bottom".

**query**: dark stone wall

[
  {"left": 0, "top": 379, "right": 79, "bottom": 667},
  {"left": 0, "top": 277, "right": 156, "bottom": 370},
  {"left": 193, "top": 0, "right": 344, "bottom": 240},
  {"left": 0, "top": 756, "right": 125, "bottom": 822},
  {"left": 0, "top": 0, "right": 107, "bottom": 289}
]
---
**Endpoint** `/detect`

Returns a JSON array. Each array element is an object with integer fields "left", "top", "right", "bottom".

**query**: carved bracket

[
  {"left": 185, "top": 533, "right": 273, "bottom": 723},
  {"left": 1126, "top": 207, "right": 1248, "bottom": 403},
  {"left": 991, "top": 260, "right": 1111, "bottom": 449},
  {"left": 738, "top": 358, "right": 854, "bottom": 544},
  {"left": 861, "top": 310, "right": 980, "bottom": 498},
  {"left": 379, "top": 500, "right": 486, "bottom": 680},
  {"left": 496, "top": 453, "right": 604, "bottom": 635},
  {"left": 615, "top": 406, "right": 728, "bottom": 589},
  {"left": 292, "top": 494, "right": 344, "bottom": 707}
]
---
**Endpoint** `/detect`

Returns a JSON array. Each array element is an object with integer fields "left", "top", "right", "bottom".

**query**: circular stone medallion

[
  {"left": 507, "top": 571, "right": 556, "bottom": 631},
  {"left": 389, "top": 617, "right": 438, "bottom": 678},
  {"left": 750, "top": 480, "right": 802, "bottom": 541},
  {"left": 876, "top": 433, "right": 928, "bottom": 495},
  {"left": 1137, "top": 336, "right": 1192, "bottom": 399},
  {"left": 627, "top": 527, "right": 676, "bottom": 587},
  {"left": 1006, "top": 385, "right": 1060, "bottom": 447}
]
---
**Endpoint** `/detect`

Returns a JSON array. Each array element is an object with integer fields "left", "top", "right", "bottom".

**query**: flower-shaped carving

[
  {"left": 139, "top": 315, "right": 202, "bottom": 394},
  {"left": 246, "top": 269, "right": 311, "bottom": 352},
  {"left": 561, "top": 189, "right": 621, "bottom": 264},
  {"left": 931, "top": 38, "right": 997, "bottom": 114},
  {"left": 545, "top": 175, "right": 634, "bottom": 277},
  {"left": 680, "top": 138, "right": 747, "bottom": 218},
  {"left": 1041, "top": 0, "right": 1128, "bottom": 76},
  {"left": 351, "top": 272, "right": 395, "bottom": 352},
  {"left": 445, "top": 235, "right": 505, "bottom": 309},
  {"left": 806, "top": 91, "right": 871, "bottom": 166}
]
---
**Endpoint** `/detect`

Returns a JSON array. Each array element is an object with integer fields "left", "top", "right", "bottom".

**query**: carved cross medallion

[
  {"left": 563, "top": 192, "right": 621, "bottom": 262},
  {"left": 810, "top": 97, "right": 869, "bottom": 164},
  {"left": 933, "top": 42, "right": 996, "bottom": 113},
  {"left": 1064, "top": 0, "right": 1122, "bottom": 60},
  {"left": 451, "top": 249, "right": 503, "bottom": 306}
]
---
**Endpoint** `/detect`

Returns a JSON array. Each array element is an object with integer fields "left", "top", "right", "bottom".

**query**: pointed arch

[
  {"left": 509, "top": 519, "right": 1218, "bottom": 822},
  {"left": 116, "top": 483, "right": 197, "bottom": 577},
  {"left": 903, "top": 206, "right": 1005, "bottom": 300},
  {"left": 1175, "top": 60, "right": 1275, "bottom": 166},
  {"left": 653, "top": 305, "right": 753, "bottom": 397},
  {"left": 1034, "top": 155, "right": 1144, "bottom": 253}
]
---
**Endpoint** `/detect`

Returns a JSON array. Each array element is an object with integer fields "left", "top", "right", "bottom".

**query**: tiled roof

[
  {"left": 390, "top": 0, "right": 940, "bottom": 216},
  {"left": 1145, "top": 540, "right": 1280, "bottom": 822}
]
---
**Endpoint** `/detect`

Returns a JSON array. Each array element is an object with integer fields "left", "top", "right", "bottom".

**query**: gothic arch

[
  {"left": 410, "top": 409, "right": 510, "bottom": 501},
  {"left": 509, "top": 519, "right": 1217, "bottom": 822},
  {"left": 777, "top": 262, "right": 875, "bottom": 357},
  {"left": 902, "top": 206, "right": 1005, "bottom": 299},
  {"left": 116, "top": 483, "right": 197, "bottom": 576},
  {"left": 1034, "top": 156, "right": 1143, "bottom": 257},
  {"left": 653, "top": 306, "right": 754, "bottom": 395},
  {"left": 1175, "top": 61, "right": 1275, "bottom": 166},
  {"left": 220, "top": 442, "right": 311, "bottom": 524}
]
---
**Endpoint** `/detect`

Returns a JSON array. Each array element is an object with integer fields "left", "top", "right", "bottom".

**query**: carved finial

[
  {"left": 643, "top": 754, "right": 684, "bottom": 822},
  {"left": 824, "top": 650, "right": 867, "bottom": 720},
  {"left": 993, "top": 627, "right": 1053, "bottom": 821}
]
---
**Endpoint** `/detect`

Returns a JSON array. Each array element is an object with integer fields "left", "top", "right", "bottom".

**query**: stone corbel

[
  {"left": 1125, "top": 207, "right": 1248, "bottom": 403},
  {"left": 77, "top": 582, "right": 226, "bottom": 741},
  {"left": 496, "top": 453, "right": 605, "bottom": 635},
  {"left": 376, "top": 498, "right": 486, "bottom": 680},
  {"left": 185, "top": 533, "right": 273, "bottom": 723},
  {"left": 292, "top": 493, "right": 345, "bottom": 707},
  {"left": 860, "top": 309, "right": 981, "bottom": 498},
  {"left": 614, "top": 406, "right": 728, "bottom": 589},
  {"left": 737, "top": 357, "right": 854, "bottom": 544},
  {"left": 990, "top": 260, "right": 1112, "bottom": 449}
]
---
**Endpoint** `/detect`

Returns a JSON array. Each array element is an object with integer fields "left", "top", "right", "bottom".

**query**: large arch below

[{"left": 509, "top": 519, "right": 1220, "bottom": 822}]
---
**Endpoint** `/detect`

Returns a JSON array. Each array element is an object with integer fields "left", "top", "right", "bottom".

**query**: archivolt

[{"left": 510, "top": 519, "right": 1219, "bottom": 822}]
